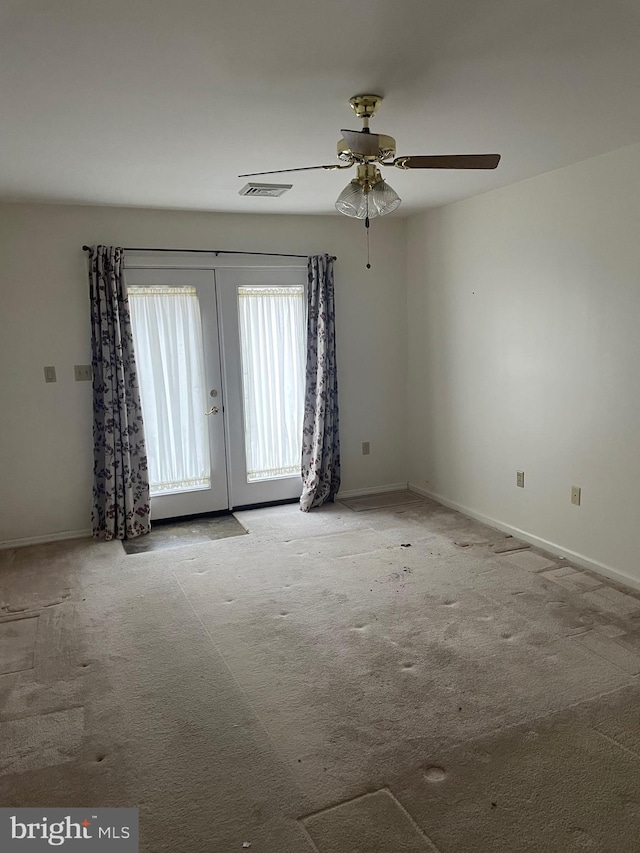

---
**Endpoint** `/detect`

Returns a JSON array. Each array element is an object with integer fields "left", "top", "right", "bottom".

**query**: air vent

[{"left": 239, "top": 182, "right": 293, "bottom": 197}]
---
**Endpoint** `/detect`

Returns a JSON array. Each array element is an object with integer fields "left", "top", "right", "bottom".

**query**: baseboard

[
  {"left": 407, "top": 483, "right": 640, "bottom": 594},
  {"left": 336, "top": 482, "right": 409, "bottom": 501},
  {"left": 0, "top": 529, "right": 92, "bottom": 551}
]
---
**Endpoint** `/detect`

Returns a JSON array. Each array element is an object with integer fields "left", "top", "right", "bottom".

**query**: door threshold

[
  {"left": 151, "top": 509, "right": 232, "bottom": 526},
  {"left": 151, "top": 497, "right": 300, "bottom": 525},
  {"left": 232, "top": 497, "right": 300, "bottom": 512}
]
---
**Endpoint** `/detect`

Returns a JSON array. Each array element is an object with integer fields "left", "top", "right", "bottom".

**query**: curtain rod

[{"left": 82, "top": 245, "right": 336, "bottom": 260}]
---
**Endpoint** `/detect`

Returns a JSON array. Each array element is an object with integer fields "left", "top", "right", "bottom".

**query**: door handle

[{"left": 205, "top": 406, "right": 219, "bottom": 416}]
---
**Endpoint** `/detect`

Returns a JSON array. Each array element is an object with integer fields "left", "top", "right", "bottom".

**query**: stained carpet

[{"left": 2, "top": 495, "right": 640, "bottom": 851}]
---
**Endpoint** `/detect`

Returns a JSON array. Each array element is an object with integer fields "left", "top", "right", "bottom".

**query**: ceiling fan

[{"left": 239, "top": 94, "right": 501, "bottom": 221}]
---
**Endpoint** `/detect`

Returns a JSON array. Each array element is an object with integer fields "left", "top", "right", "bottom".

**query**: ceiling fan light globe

[
  {"left": 370, "top": 179, "right": 401, "bottom": 216},
  {"left": 335, "top": 180, "right": 377, "bottom": 219}
]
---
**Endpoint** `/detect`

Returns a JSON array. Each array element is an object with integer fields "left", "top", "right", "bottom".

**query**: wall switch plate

[
  {"left": 517, "top": 470, "right": 525, "bottom": 488},
  {"left": 44, "top": 366, "right": 56, "bottom": 383},
  {"left": 361, "top": 441, "right": 371, "bottom": 456},
  {"left": 571, "top": 485, "right": 581, "bottom": 506},
  {"left": 74, "top": 364, "right": 92, "bottom": 381}
]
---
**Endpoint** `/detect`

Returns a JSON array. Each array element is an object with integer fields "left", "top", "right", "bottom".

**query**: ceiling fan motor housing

[{"left": 337, "top": 133, "right": 396, "bottom": 163}]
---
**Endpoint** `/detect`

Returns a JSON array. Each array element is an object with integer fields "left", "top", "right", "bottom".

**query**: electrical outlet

[
  {"left": 74, "top": 364, "right": 92, "bottom": 381},
  {"left": 44, "top": 366, "right": 56, "bottom": 383},
  {"left": 361, "top": 441, "right": 370, "bottom": 456},
  {"left": 517, "top": 470, "right": 525, "bottom": 488},
  {"left": 571, "top": 486, "right": 581, "bottom": 506}
]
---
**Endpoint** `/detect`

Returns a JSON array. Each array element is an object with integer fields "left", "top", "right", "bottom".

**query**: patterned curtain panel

[
  {"left": 300, "top": 254, "right": 341, "bottom": 511},
  {"left": 88, "top": 246, "right": 151, "bottom": 539}
]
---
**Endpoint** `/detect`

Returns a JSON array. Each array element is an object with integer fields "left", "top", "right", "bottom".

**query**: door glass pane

[
  {"left": 129, "top": 286, "right": 211, "bottom": 495},
  {"left": 237, "top": 286, "right": 305, "bottom": 482}
]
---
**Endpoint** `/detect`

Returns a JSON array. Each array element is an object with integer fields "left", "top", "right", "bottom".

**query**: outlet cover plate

[
  {"left": 517, "top": 470, "right": 525, "bottom": 488},
  {"left": 571, "top": 485, "right": 581, "bottom": 506}
]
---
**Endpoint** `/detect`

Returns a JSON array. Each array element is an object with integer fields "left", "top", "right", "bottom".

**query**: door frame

[{"left": 125, "top": 252, "right": 307, "bottom": 512}]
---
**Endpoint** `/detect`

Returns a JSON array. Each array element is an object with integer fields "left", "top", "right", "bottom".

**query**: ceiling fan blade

[
  {"left": 393, "top": 154, "right": 501, "bottom": 170},
  {"left": 238, "top": 164, "right": 342, "bottom": 177},
  {"left": 341, "top": 129, "right": 381, "bottom": 157}
]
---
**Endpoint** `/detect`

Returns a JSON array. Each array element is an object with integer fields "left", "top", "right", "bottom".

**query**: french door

[
  {"left": 126, "top": 264, "right": 306, "bottom": 519},
  {"left": 127, "top": 269, "right": 227, "bottom": 519},
  {"left": 217, "top": 268, "right": 306, "bottom": 507}
]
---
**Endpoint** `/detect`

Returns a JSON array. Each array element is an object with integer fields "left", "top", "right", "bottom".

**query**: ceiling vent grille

[{"left": 239, "top": 182, "right": 293, "bottom": 197}]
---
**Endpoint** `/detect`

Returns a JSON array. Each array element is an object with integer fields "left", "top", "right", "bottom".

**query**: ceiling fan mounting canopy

[{"left": 348, "top": 94, "right": 383, "bottom": 121}]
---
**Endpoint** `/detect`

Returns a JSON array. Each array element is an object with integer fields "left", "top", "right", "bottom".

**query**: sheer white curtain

[
  {"left": 238, "top": 286, "right": 305, "bottom": 481},
  {"left": 128, "top": 286, "right": 210, "bottom": 495}
]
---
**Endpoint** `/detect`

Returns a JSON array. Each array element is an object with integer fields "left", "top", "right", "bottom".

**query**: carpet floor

[{"left": 2, "top": 494, "right": 640, "bottom": 851}]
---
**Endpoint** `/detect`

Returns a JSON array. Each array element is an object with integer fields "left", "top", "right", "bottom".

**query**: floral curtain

[
  {"left": 88, "top": 246, "right": 151, "bottom": 539},
  {"left": 300, "top": 254, "right": 341, "bottom": 511}
]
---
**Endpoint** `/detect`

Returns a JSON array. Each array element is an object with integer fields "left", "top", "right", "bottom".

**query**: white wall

[
  {"left": 0, "top": 203, "right": 407, "bottom": 544},
  {"left": 407, "top": 143, "right": 640, "bottom": 586}
]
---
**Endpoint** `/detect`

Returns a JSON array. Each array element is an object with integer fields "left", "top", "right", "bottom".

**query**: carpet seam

[
  {"left": 169, "top": 567, "right": 309, "bottom": 796},
  {"left": 591, "top": 727, "right": 640, "bottom": 761},
  {"left": 424, "top": 682, "right": 639, "bottom": 766}
]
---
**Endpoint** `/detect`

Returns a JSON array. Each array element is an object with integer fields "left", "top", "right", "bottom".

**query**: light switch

[
  {"left": 74, "top": 365, "right": 92, "bottom": 381},
  {"left": 44, "top": 366, "right": 57, "bottom": 383}
]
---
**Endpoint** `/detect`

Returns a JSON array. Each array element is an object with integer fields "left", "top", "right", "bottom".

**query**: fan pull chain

[
  {"left": 365, "top": 193, "right": 371, "bottom": 269},
  {"left": 365, "top": 217, "right": 371, "bottom": 269}
]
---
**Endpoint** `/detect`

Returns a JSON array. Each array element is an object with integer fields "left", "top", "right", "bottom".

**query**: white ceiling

[{"left": 2, "top": 0, "right": 639, "bottom": 216}]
